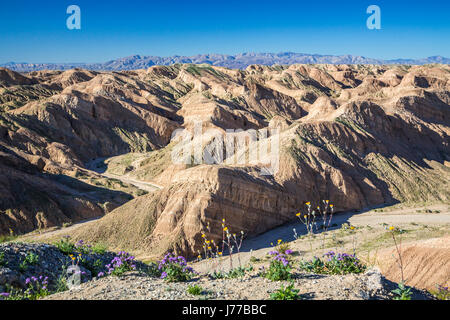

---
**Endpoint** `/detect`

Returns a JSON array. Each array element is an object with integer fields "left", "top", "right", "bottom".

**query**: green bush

[
  {"left": 18, "top": 253, "right": 39, "bottom": 272},
  {"left": 270, "top": 281, "right": 301, "bottom": 300},
  {"left": 187, "top": 285, "right": 203, "bottom": 296},
  {"left": 209, "top": 265, "right": 254, "bottom": 280},
  {"left": 54, "top": 237, "right": 75, "bottom": 255},
  {"left": 227, "top": 265, "right": 253, "bottom": 278},
  {"left": 25, "top": 252, "right": 39, "bottom": 265},
  {"left": 392, "top": 282, "right": 412, "bottom": 300}
]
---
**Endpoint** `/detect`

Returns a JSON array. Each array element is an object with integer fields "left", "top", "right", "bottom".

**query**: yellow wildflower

[
  {"left": 296, "top": 212, "right": 301, "bottom": 216},
  {"left": 389, "top": 226, "right": 395, "bottom": 231},
  {"left": 306, "top": 201, "right": 311, "bottom": 205},
  {"left": 223, "top": 227, "right": 228, "bottom": 232}
]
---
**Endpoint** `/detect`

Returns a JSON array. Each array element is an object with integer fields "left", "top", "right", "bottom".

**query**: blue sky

[{"left": 0, "top": 0, "right": 449, "bottom": 63}]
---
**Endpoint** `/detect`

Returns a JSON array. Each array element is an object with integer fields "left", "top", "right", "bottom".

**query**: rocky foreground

[
  {"left": 45, "top": 269, "right": 430, "bottom": 301},
  {"left": 0, "top": 241, "right": 435, "bottom": 300}
]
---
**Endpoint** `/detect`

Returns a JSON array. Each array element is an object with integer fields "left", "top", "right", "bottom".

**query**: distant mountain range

[{"left": 2, "top": 52, "right": 449, "bottom": 72}]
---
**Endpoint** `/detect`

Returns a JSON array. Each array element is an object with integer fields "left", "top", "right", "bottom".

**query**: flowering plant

[
  {"left": 106, "top": 251, "right": 136, "bottom": 276},
  {"left": 158, "top": 252, "right": 195, "bottom": 282},
  {"left": 262, "top": 250, "right": 292, "bottom": 281},
  {"left": 299, "top": 251, "right": 366, "bottom": 275},
  {"left": 74, "top": 239, "right": 93, "bottom": 255},
  {"left": 432, "top": 284, "right": 449, "bottom": 300},
  {"left": 24, "top": 276, "right": 50, "bottom": 300}
]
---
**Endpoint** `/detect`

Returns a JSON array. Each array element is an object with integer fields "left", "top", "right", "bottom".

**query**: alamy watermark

[
  {"left": 66, "top": 5, "right": 81, "bottom": 30},
  {"left": 66, "top": 265, "right": 82, "bottom": 289},
  {"left": 366, "top": 5, "right": 381, "bottom": 30},
  {"left": 170, "top": 122, "right": 280, "bottom": 176}
]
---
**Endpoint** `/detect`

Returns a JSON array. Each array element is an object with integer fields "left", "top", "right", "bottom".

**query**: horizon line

[{"left": 1, "top": 52, "right": 449, "bottom": 66}]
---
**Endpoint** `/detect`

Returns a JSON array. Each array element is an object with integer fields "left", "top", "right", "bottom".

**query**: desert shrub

[
  {"left": 54, "top": 236, "right": 75, "bottom": 255},
  {"left": 18, "top": 252, "right": 39, "bottom": 272},
  {"left": 58, "top": 238, "right": 107, "bottom": 256},
  {"left": 262, "top": 251, "right": 292, "bottom": 281},
  {"left": 187, "top": 284, "right": 203, "bottom": 295},
  {"left": 209, "top": 265, "right": 253, "bottom": 279},
  {"left": 270, "top": 281, "right": 301, "bottom": 300},
  {"left": 299, "top": 251, "right": 366, "bottom": 275},
  {"left": 227, "top": 265, "right": 253, "bottom": 278},
  {"left": 106, "top": 251, "right": 136, "bottom": 276},
  {"left": 209, "top": 270, "right": 227, "bottom": 279},
  {"left": 158, "top": 252, "right": 195, "bottom": 282},
  {"left": 392, "top": 282, "right": 412, "bottom": 300},
  {"left": 431, "top": 284, "right": 449, "bottom": 300},
  {"left": 25, "top": 252, "right": 39, "bottom": 265}
]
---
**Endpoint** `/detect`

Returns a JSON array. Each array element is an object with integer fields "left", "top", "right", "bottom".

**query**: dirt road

[
  {"left": 193, "top": 203, "right": 450, "bottom": 273},
  {"left": 86, "top": 157, "right": 163, "bottom": 192}
]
